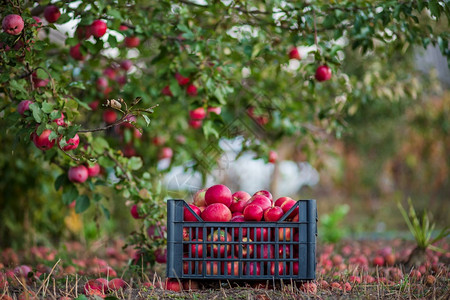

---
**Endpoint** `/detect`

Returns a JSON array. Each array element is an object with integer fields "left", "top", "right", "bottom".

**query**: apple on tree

[
  {"left": 68, "top": 165, "right": 88, "bottom": 183},
  {"left": 44, "top": 5, "right": 61, "bottom": 23},
  {"left": 2, "top": 14, "right": 24, "bottom": 35},
  {"left": 315, "top": 65, "right": 332, "bottom": 82}
]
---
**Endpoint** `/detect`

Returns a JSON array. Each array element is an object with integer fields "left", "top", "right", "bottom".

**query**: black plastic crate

[{"left": 166, "top": 199, "right": 317, "bottom": 281}]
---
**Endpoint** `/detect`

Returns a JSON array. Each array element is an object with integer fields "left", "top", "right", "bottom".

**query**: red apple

[
  {"left": 189, "top": 239, "right": 204, "bottom": 257},
  {"left": 268, "top": 150, "right": 277, "bottom": 163},
  {"left": 53, "top": 112, "right": 66, "bottom": 126},
  {"left": 263, "top": 206, "right": 284, "bottom": 222},
  {"left": 274, "top": 196, "right": 293, "bottom": 207},
  {"left": 119, "top": 25, "right": 128, "bottom": 31},
  {"left": 17, "top": 100, "right": 33, "bottom": 116},
  {"left": 89, "top": 100, "right": 99, "bottom": 110},
  {"left": 224, "top": 256, "right": 240, "bottom": 276},
  {"left": 60, "top": 133, "right": 80, "bottom": 151},
  {"left": 130, "top": 204, "right": 144, "bottom": 219},
  {"left": 44, "top": 5, "right": 61, "bottom": 23},
  {"left": 189, "top": 107, "right": 206, "bottom": 120},
  {"left": 246, "top": 194, "right": 272, "bottom": 211},
  {"left": 32, "top": 16, "right": 42, "bottom": 30},
  {"left": 207, "top": 230, "right": 232, "bottom": 257},
  {"left": 270, "top": 262, "right": 285, "bottom": 275},
  {"left": 108, "top": 278, "right": 127, "bottom": 291},
  {"left": 68, "top": 165, "right": 88, "bottom": 183},
  {"left": 236, "top": 237, "right": 254, "bottom": 257},
  {"left": 205, "top": 261, "right": 220, "bottom": 275},
  {"left": 103, "top": 67, "right": 117, "bottom": 80},
  {"left": 373, "top": 256, "right": 385, "bottom": 266},
  {"left": 2, "top": 14, "right": 24, "bottom": 35},
  {"left": 31, "top": 129, "right": 55, "bottom": 150},
  {"left": 245, "top": 262, "right": 261, "bottom": 275},
  {"left": 90, "top": 20, "right": 107, "bottom": 38},
  {"left": 230, "top": 191, "right": 251, "bottom": 213},
  {"left": 155, "top": 248, "right": 167, "bottom": 264},
  {"left": 278, "top": 227, "right": 293, "bottom": 241},
  {"left": 120, "top": 60, "right": 132, "bottom": 71},
  {"left": 151, "top": 136, "right": 165, "bottom": 146},
  {"left": 87, "top": 163, "right": 101, "bottom": 177},
  {"left": 184, "top": 204, "right": 201, "bottom": 222},
  {"left": 230, "top": 215, "right": 247, "bottom": 237},
  {"left": 124, "top": 36, "right": 140, "bottom": 48},
  {"left": 70, "top": 43, "right": 85, "bottom": 60},
  {"left": 253, "top": 190, "right": 273, "bottom": 202},
  {"left": 96, "top": 77, "right": 108, "bottom": 91},
  {"left": 161, "top": 85, "right": 173, "bottom": 96},
  {"left": 103, "top": 109, "right": 117, "bottom": 124},
  {"left": 205, "top": 184, "right": 232, "bottom": 207},
  {"left": 123, "top": 144, "right": 136, "bottom": 157},
  {"left": 232, "top": 212, "right": 243, "bottom": 217},
  {"left": 76, "top": 25, "right": 92, "bottom": 40},
  {"left": 183, "top": 258, "right": 203, "bottom": 275},
  {"left": 256, "top": 244, "right": 274, "bottom": 259},
  {"left": 315, "top": 65, "right": 332, "bottom": 82},
  {"left": 193, "top": 188, "right": 207, "bottom": 207},
  {"left": 280, "top": 199, "right": 298, "bottom": 219},
  {"left": 175, "top": 72, "right": 190, "bottom": 85},
  {"left": 288, "top": 46, "right": 301, "bottom": 60},
  {"left": 278, "top": 244, "right": 291, "bottom": 258},
  {"left": 84, "top": 279, "right": 104, "bottom": 294},
  {"left": 189, "top": 119, "right": 202, "bottom": 129},
  {"left": 207, "top": 107, "right": 221, "bottom": 115},
  {"left": 249, "top": 227, "right": 269, "bottom": 241},
  {"left": 32, "top": 72, "right": 49, "bottom": 87},
  {"left": 186, "top": 84, "right": 198, "bottom": 96},
  {"left": 243, "top": 204, "right": 263, "bottom": 221},
  {"left": 201, "top": 203, "right": 232, "bottom": 222},
  {"left": 159, "top": 147, "right": 173, "bottom": 159}
]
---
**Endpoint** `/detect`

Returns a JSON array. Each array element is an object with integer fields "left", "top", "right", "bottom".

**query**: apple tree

[{"left": 0, "top": 0, "right": 448, "bottom": 264}]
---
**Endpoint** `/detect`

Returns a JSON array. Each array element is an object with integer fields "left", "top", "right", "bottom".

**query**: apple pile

[
  {"left": 187, "top": 184, "right": 299, "bottom": 223},
  {"left": 179, "top": 184, "right": 304, "bottom": 277}
]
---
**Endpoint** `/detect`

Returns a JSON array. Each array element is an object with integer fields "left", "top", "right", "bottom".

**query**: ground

[{"left": 1, "top": 239, "right": 449, "bottom": 299}]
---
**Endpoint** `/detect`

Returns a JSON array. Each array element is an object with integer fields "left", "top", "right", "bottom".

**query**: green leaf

[
  {"left": 41, "top": 102, "right": 54, "bottom": 114},
  {"left": 29, "top": 103, "right": 44, "bottom": 123},
  {"left": 429, "top": 0, "right": 441, "bottom": 19},
  {"left": 202, "top": 121, "right": 219, "bottom": 139},
  {"left": 98, "top": 156, "right": 115, "bottom": 168},
  {"left": 107, "top": 9, "right": 122, "bottom": 19},
  {"left": 91, "top": 137, "right": 109, "bottom": 154},
  {"left": 62, "top": 184, "right": 79, "bottom": 205},
  {"left": 100, "top": 204, "right": 111, "bottom": 220},
  {"left": 141, "top": 114, "right": 151, "bottom": 126},
  {"left": 128, "top": 156, "right": 143, "bottom": 170},
  {"left": 54, "top": 174, "right": 68, "bottom": 191},
  {"left": 65, "top": 37, "right": 78, "bottom": 46},
  {"left": 75, "top": 195, "right": 90, "bottom": 213},
  {"left": 75, "top": 295, "right": 89, "bottom": 300}
]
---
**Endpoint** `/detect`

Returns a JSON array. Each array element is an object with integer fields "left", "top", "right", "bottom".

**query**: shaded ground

[{"left": 1, "top": 239, "right": 449, "bottom": 299}]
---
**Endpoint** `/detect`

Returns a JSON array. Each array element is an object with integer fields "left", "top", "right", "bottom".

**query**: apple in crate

[
  {"left": 253, "top": 190, "right": 273, "bottom": 202},
  {"left": 184, "top": 204, "right": 201, "bottom": 222},
  {"left": 249, "top": 227, "right": 269, "bottom": 241},
  {"left": 229, "top": 191, "right": 251, "bottom": 213},
  {"left": 224, "top": 256, "right": 240, "bottom": 276},
  {"left": 190, "top": 239, "right": 204, "bottom": 258},
  {"left": 193, "top": 188, "right": 207, "bottom": 207},
  {"left": 207, "top": 229, "right": 232, "bottom": 257},
  {"left": 256, "top": 244, "right": 275, "bottom": 259},
  {"left": 230, "top": 215, "right": 247, "bottom": 238},
  {"left": 243, "top": 204, "right": 263, "bottom": 221},
  {"left": 201, "top": 203, "right": 232, "bottom": 222},
  {"left": 205, "top": 261, "right": 221, "bottom": 275},
  {"left": 205, "top": 184, "right": 232, "bottom": 207},
  {"left": 246, "top": 195, "right": 271, "bottom": 211},
  {"left": 278, "top": 227, "right": 293, "bottom": 241},
  {"left": 235, "top": 237, "right": 254, "bottom": 258},
  {"left": 264, "top": 206, "right": 284, "bottom": 222},
  {"left": 270, "top": 262, "right": 285, "bottom": 275},
  {"left": 245, "top": 262, "right": 261, "bottom": 275}
]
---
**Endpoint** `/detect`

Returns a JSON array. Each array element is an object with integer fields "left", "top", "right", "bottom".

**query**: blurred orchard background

[{"left": 0, "top": 0, "right": 449, "bottom": 259}]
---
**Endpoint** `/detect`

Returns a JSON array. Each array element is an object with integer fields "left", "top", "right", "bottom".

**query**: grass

[{"left": 1, "top": 239, "right": 449, "bottom": 299}]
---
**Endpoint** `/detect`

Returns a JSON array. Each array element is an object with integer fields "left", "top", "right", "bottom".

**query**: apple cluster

[
  {"left": 178, "top": 185, "right": 303, "bottom": 277},
  {"left": 187, "top": 185, "right": 299, "bottom": 223}
]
